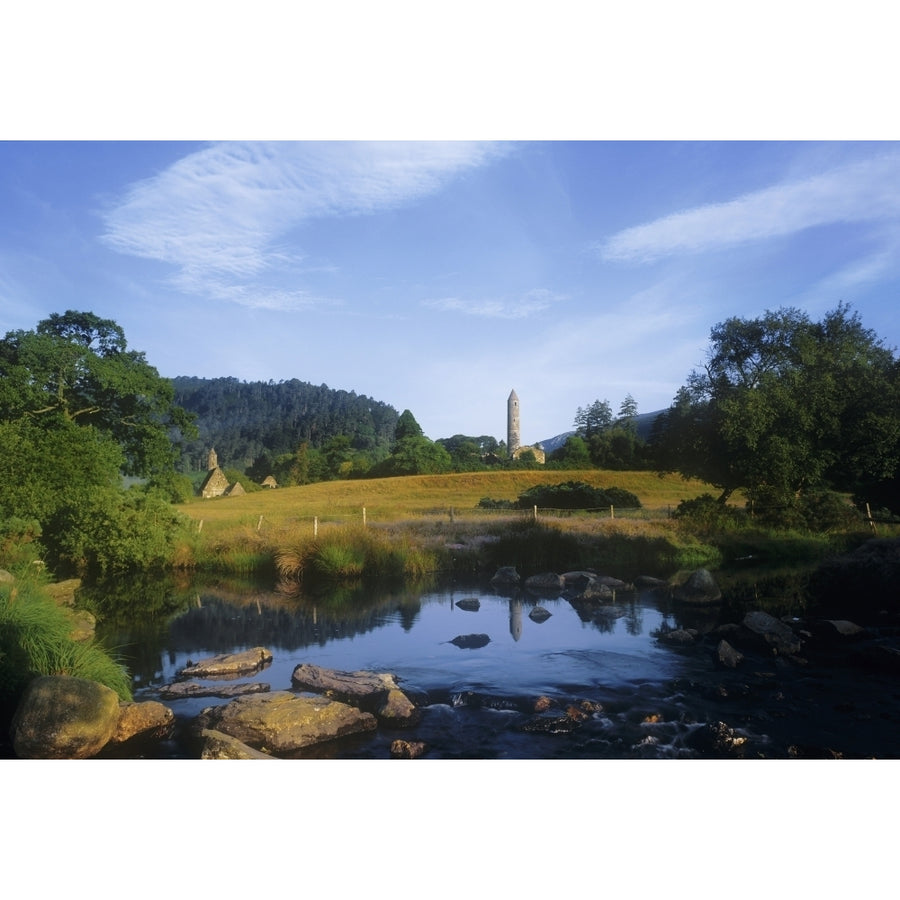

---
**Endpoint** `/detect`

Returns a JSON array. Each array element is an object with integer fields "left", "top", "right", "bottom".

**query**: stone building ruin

[{"left": 507, "top": 389, "right": 545, "bottom": 464}]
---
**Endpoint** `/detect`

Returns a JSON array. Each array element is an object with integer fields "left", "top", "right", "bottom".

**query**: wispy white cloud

[
  {"left": 598, "top": 153, "right": 900, "bottom": 263},
  {"left": 101, "top": 141, "right": 506, "bottom": 306},
  {"left": 423, "top": 288, "right": 564, "bottom": 319}
]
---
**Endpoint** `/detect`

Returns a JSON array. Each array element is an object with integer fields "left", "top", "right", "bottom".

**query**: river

[{"left": 83, "top": 564, "right": 900, "bottom": 760}]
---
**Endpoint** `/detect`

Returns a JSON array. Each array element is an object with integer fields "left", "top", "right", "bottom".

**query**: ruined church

[{"left": 199, "top": 448, "right": 245, "bottom": 498}]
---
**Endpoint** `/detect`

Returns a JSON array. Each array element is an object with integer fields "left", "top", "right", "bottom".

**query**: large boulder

[
  {"left": 179, "top": 647, "right": 273, "bottom": 678},
  {"left": 11, "top": 675, "right": 121, "bottom": 759},
  {"left": 109, "top": 700, "right": 175, "bottom": 745},
  {"left": 673, "top": 569, "right": 722, "bottom": 604},
  {"left": 194, "top": 691, "right": 377, "bottom": 754}
]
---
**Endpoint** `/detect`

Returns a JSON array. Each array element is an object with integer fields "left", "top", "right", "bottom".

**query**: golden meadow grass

[
  {"left": 176, "top": 470, "right": 725, "bottom": 578},
  {"left": 181, "top": 469, "right": 716, "bottom": 532}
]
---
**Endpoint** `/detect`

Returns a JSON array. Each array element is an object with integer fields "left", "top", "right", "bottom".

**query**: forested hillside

[{"left": 172, "top": 376, "right": 399, "bottom": 470}]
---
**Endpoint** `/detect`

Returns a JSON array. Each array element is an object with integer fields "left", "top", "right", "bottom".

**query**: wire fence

[{"left": 196, "top": 503, "right": 672, "bottom": 535}]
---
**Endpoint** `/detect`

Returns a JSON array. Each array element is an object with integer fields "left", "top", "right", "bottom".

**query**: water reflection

[{"left": 84, "top": 564, "right": 823, "bottom": 703}]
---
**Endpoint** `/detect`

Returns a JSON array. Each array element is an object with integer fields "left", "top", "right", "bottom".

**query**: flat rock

[
  {"left": 455, "top": 598, "right": 481, "bottom": 612},
  {"left": 529, "top": 606, "right": 552, "bottom": 623},
  {"left": 291, "top": 663, "right": 419, "bottom": 726},
  {"left": 158, "top": 680, "right": 270, "bottom": 700},
  {"left": 179, "top": 647, "right": 273, "bottom": 678},
  {"left": 195, "top": 691, "right": 377, "bottom": 754},
  {"left": 200, "top": 728, "right": 277, "bottom": 759}
]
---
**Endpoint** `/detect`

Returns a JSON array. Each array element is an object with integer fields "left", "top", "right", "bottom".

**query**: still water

[{"left": 91, "top": 571, "right": 842, "bottom": 759}]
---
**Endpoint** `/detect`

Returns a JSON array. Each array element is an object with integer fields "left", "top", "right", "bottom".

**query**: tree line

[{"left": 2, "top": 303, "right": 899, "bottom": 577}]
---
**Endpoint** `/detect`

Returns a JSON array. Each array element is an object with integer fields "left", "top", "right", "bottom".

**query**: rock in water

[
  {"left": 490, "top": 566, "right": 521, "bottom": 587},
  {"left": 179, "top": 647, "right": 273, "bottom": 678},
  {"left": 194, "top": 691, "right": 377, "bottom": 754},
  {"left": 449, "top": 633, "right": 491, "bottom": 649},
  {"left": 673, "top": 569, "right": 722, "bottom": 604},
  {"left": 525, "top": 572, "right": 565, "bottom": 593},
  {"left": 110, "top": 700, "right": 175, "bottom": 744},
  {"left": 290, "top": 664, "right": 420, "bottom": 727},
  {"left": 456, "top": 598, "right": 481, "bottom": 612},
  {"left": 200, "top": 729, "right": 277, "bottom": 759}
]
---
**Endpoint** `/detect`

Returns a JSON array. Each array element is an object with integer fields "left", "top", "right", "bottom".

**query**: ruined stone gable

[{"left": 200, "top": 466, "right": 230, "bottom": 498}]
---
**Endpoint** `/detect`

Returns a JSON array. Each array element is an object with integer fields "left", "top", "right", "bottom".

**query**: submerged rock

[
  {"left": 456, "top": 598, "right": 481, "bottom": 612},
  {"left": 529, "top": 606, "right": 552, "bottom": 623},
  {"left": 11, "top": 675, "right": 121, "bottom": 759},
  {"left": 659, "top": 628, "right": 697, "bottom": 645},
  {"left": 449, "top": 633, "right": 491, "bottom": 649}
]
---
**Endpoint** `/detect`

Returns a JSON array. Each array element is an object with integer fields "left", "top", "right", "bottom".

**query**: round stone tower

[{"left": 507, "top": 389, "right": 520, "bottom": 456}]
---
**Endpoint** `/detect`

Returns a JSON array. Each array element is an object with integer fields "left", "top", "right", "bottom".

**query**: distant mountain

[{"left": 539, "top": 409, "right": 665, "bottom": 453}]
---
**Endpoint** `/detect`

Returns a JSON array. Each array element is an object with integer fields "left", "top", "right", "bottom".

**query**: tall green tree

[
  {"left": 0, "top": 311, "right": 196, "bottom": 573},
  {"left": 0, "top": 310, "right": 195, "bottom": 478},
  {"left": 574, "top": 399, "right": 612, "bottom": 439},
  {"left": 652, "top": 303, "right": 900, "bottom": 509}
]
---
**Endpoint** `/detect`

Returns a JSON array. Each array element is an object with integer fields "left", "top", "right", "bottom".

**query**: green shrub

[
  {"left": 477, "top": 497, "right": 517, "bottom": 510},
  {"left": 50, "top": 491, "right": 192, "bottom": 577},
  {"left": 748, "top": 488, "right": 862, "bottom": 532},
  {"left": 673, "top": 494, "right": 748, "bottom": 533},
  {"left": 516, "top": 481, "right": 641, "bottom": 511}
]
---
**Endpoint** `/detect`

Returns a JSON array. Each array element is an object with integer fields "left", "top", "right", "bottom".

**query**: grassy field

[
  {"left": 174, "top": 469, "right": 728, "bottom": 578},
  {"left": 180, "top": 469, "right": 718, "bottom": 535}
]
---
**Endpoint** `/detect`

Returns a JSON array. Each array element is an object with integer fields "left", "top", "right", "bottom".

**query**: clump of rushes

[
  {"left": 1, "top": 579, "right": 133, "bottom": 708},
  {"left": 275, "top": 525, "right": 439, "bottom": 583}
]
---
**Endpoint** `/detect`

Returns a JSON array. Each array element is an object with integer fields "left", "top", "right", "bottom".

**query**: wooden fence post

[
  {"left": 866, "top": 502, "right": 877, "bottom": 535},
  {"left": 257, "top": 515, "right": 263, "bottom": 532},
  {"left": 610, "top": 505, "right": 614, "bottom": 519},
  {"left": 533, "top": 505, "right": 538, "bottom": 521},
  {"left": 314, "top": 516, "right": 318, "bottom": 537},
  {"left": 363, "top": 507, "right": 367, "bottom": 527}
]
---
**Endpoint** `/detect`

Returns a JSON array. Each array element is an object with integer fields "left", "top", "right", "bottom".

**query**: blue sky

[{"left": 2, "top": 140, "right": 899, "bottom": 445}]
